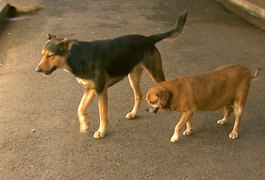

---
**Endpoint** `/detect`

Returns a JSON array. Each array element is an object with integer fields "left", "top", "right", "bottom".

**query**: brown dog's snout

[
  {"left": 145, "top": 105, "right": 159, "bottom": 114},
  {"left": 152, "top": 107, "right": 159, "bottom": 114},
  {"left": 144, "top": 106, "right": 149, "bottom": 112}
]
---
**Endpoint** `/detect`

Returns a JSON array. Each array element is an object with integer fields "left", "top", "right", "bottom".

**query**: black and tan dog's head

[
  {"left": 145, "top": 86, "right": 170, "bottom": 114},
  {"left": 35, "top": 34, "right": 73, "bottom": 75}
]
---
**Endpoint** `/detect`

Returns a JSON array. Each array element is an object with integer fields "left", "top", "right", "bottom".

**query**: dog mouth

[
  {"left": 36, "top": 66, "right": 57, "bottom": 76},
  {"left": 43, "top": 70, "right": 53, "bottom": 75},
  {"left": 145, "top": 106, "right": 160, "bottom": 114}
]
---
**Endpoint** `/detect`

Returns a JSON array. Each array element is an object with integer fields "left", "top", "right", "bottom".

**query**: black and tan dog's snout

[
  {"left": 35, "top": 66, "right": 42, "bottom": 73},
  {"left": 35, "top": 64, "right": 49, "bottom": 75},
  {"left": 35, "top": 57, "right": 47, "bottom": 74},
  {"left": 35, "top": 55, "right": 59, "bottom": 75},
  {"left": 35, "top": 64, "right": 57, "bottom": 75}
]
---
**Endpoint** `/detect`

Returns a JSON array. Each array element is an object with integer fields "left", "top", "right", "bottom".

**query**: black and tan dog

[
  {"left": 146, "top": 65, "right": 260, "bottom": 142},
  {"left": 35, "top": 12, "right": 188, "bottom": 139}
]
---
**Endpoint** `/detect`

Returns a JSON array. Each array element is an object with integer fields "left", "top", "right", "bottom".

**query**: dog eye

[
  {"left": 47, "top": 54, "right": 54, "bottom": 58},
  {"left": 149, "top": 100, "right": 157, "bottom": 104}
]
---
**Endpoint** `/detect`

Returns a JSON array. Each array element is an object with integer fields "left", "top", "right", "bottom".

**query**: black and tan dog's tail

[{"left": 148, "top": 11, "right": 188, "bottom": 44}]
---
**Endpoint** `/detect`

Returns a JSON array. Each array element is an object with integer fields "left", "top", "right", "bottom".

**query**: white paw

[
  {"left": 229, "top": 132, "right": 238, "bottom": 139},
  {"left": 217, "top": 119, "right": 227, "bottom": 125},
  {"left": 125, "top": 112, "right": 137, "bottom": 119},
  {"left": 183, "top": 129, "right": 192, "bottom": 136},
  {"left": 93, "top": 130, "right": 106, "bottom": 139},
  {"left": 170, "top": 134, "right": 179, "bottom": 143}
]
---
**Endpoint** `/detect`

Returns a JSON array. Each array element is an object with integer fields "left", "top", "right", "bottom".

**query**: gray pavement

[
  {"left": 0, "top": 0, "right": 265, "bottom": 179},
  {"left": 1, "top": 0, "right": 265, "bottom": 29}
]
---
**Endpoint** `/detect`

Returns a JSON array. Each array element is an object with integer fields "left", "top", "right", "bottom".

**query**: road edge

[{"left": 216, "top": 0, "right": 265, "bottom": 31}]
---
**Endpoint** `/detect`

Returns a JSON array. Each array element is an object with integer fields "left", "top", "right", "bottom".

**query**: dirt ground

[{"left": 0, "top": 0, "right": 265, "bottom": 179}]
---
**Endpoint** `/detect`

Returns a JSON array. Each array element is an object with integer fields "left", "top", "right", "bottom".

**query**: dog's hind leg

[
  {"left": 126, "top": 66, "right": 143, "bottom": 119},
  {"left": 217, "top": 105, "right": 233, "bottom": 125},
  {"left": 78, "top": 89, "right": 95, "bottom": 132},
  {"left": 229, "top": 99, "right": 246, "bottom": 139},
  {"left": 142, "top": 48, "right": 166, "bottom": 83},
  {"left": 94, "top": 89, "right": 108, "bottom": 139}
]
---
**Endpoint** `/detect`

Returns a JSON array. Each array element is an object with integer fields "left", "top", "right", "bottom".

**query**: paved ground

[{"left": 0, "top": 0, "right": 265, "bottom": 179}]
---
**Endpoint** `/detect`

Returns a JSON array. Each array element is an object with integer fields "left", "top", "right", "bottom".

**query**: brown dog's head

[
  {"left": 145, "top": 86, "right": 169, "bottom": 114},
  {"left": 35, "top": 34, "right": 73, "bottom": 75}
]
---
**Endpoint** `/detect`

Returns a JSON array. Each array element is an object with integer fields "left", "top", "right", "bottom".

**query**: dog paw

[
  {"left": 93, "top": 130, "right": 106, "bottom": 139},
  {"left": 183, "top": 129, "right": 192, "bottom": 136},
  {"left": 79, "top": 120, "right": 89, "bottom": 133},
  {"left": 170, "top": 134, "right": 179, "bottom": 143},
  {"left": 229, "top": 132, "right": 238, "bottom": 139},
  {"left": 125, "top": 112, "right": 137, "bottom": 119},
  {"left": 217, "top": 119, "right": 227, "bottom": 125}
]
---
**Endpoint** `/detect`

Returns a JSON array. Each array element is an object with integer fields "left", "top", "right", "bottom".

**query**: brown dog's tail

[
  {"left": 251, "top": 68, "right": 261, "bottom": 80},
  {"left": 148, "top": 11, "right": 188, "bottom": 44}
]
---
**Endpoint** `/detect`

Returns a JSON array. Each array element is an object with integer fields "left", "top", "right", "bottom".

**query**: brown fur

[{"left": 146, "top": 64, "right": 260, "bottom": 142}]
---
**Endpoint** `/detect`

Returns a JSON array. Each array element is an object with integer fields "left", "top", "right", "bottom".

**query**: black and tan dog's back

[{"left": 35, "top": 12, "right": 188, "bottom": 139}]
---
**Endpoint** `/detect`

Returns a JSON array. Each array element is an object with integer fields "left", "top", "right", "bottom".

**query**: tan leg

[
  {"left": 229, "top": 102, "right": 245, "bottom": 139},
  {"left": 217, "top": 105, "right": 233, "bottom": 125},
  {"left": 183, "top": 120, "right": 192, "bottom": 136},
  {"left": 170, "top": 112, "right": 193, "bottom": 143},
  {"left": 78, "top": 89, "right": 95, "bottom": 132},
  {"left": 93, "top": 89, "right": 108, "bottom": 139},
  {"left": 126, "top": 67, "right": 143, "bottom": 119}
]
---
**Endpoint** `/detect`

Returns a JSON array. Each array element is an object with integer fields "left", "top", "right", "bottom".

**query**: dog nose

[
  {"left": 35, "top": 67, "right": 42, "bottom": 72},
  {"left": 152, "top": 107, "right": 159, "bottom": 114}
]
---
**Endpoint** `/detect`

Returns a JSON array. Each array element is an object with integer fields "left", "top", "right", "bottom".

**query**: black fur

[
  {"left": 44, "top": 40, "right": 66, "bottom": 56},
  {"left": 43, "top": 12, "right": 188, "bottom": 94},
  {"left": 67, "top": 35, "right": 154, "bottom": 78},
  {"left": 65, "top": 35, "right": 156, "bottom": 93}
]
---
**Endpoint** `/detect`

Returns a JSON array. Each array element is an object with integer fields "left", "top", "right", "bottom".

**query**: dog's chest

[{"left": 76, "top": 78, "right": 96, "bottom": 89}]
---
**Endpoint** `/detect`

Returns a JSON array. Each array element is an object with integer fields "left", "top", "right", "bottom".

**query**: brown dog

[{"left": 145, "top": 64, "right": 260, "bottom": 143}]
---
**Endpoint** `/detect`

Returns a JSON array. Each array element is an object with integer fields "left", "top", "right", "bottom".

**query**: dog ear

[
  {"left": 58, "top": 38, "right": 75, "bottom": 51},
  {"left": 156, "top": 90, "right": 169, "bottom": 105},
  {"left": 47, "top": 34, "right": 56, "bottom": 40}
]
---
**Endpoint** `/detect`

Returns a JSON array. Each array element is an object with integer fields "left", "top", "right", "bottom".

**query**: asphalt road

[{"left": 0, "top": 0, "right": 265, "bottom": 179}]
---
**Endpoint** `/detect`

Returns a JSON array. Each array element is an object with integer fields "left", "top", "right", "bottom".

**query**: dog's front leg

[
  {"left": 170, "top": 112, "right": 193, "bottom": 143},
  {"left": 93, "top": 89, "right": 108, "bottom": 139},
  {"left": 78, "top": 88, "right": 95, "bottom": 132}
]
